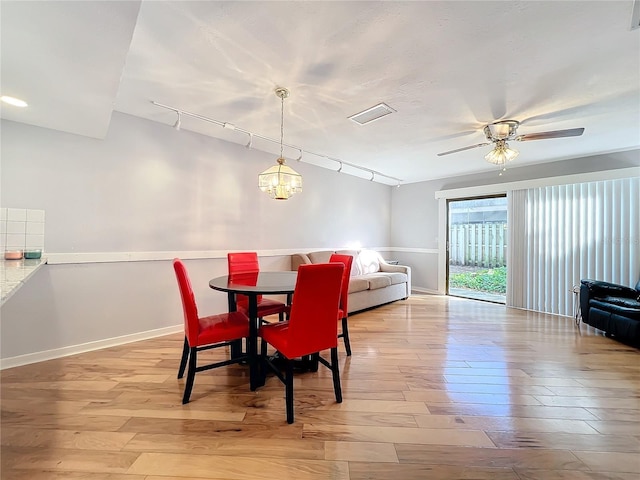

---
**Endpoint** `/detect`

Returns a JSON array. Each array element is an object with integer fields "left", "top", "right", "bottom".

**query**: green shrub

[{"left": 450, "top": 266, "right": 507, "bottom": 293}]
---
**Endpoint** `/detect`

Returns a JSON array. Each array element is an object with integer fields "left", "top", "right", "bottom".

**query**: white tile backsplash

[
  {"left": 2, "top": 208, "right": 45, "bottom": 254},
  {"left": 6, "top": 221, "right": 27, "bottom": 235},
  {"left": 26, "top": 210, "right": 45, "bottom": 222},
  {"left": 7, "top": 208, "right": 27, "bottom": 222},
  {"left": 26, "top": 222, "right": 45, "bottom": 235},
  {"left": 5, "top": 234, "right": 25, "bottom": 249},
  {"left": 25, "top": 234, "right": 44, "bottom": 249}
]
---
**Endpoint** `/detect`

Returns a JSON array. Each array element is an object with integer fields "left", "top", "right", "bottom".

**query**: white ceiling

[{"left": 2, "top": 1, "right": 639, "bottom": 184}]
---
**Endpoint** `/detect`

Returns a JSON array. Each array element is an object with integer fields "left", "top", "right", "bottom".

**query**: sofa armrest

[
  {"left": 380, "top": 263, "right": 408, "bottom": 274},
  {"left": 291, "top": 253, "right": 312, "bottom": 271},
  {"left": 580, "top": 279, "right": 638, "bottom": 299},
  {"left": 380, "top": 263, "right": 411, "bottom": 298}
]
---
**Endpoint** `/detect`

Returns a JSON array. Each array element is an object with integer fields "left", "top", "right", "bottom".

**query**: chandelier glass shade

[
  {"left": 258, "top": 157, "right": 303, "bottom": 200},
  {"left": 258, "top": 87, "right": 302, "bottom": 200},
  {"left": 484, "top": 140, "right": 519, "bottom": 165}
]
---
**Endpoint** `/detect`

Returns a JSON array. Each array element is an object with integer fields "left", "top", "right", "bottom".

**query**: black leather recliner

[{"left": 579, "top": 278, "right": 640, "bottom": 345}]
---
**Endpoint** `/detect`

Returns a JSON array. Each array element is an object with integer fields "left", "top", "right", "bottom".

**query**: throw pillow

[{"left": 358, "top": 249, "right": 380, "bottom": 274}]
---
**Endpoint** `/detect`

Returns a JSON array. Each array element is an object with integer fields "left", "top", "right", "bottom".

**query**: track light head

[{"left": 173, "top": 111, "right": 182, "bottom": 131}]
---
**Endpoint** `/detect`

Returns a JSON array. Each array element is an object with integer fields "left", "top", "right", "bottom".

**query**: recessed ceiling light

[{"left": 1, "top": 95, "right": 28, "bottom": 108}]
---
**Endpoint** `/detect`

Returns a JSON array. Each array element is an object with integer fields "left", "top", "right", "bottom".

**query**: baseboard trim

[
  {"left": 411, "top": 287, "right": 442, "bottom": 295},
  {"left": 0, "top": 324, "right": 183, "bottom": 370}
]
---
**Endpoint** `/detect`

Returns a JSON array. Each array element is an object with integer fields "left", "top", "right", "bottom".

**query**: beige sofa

[{"left": 291, "top": 249, "right": 411, "bottom": 314}]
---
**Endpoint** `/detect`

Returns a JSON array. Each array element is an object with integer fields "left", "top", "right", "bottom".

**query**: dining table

[{"left": 209, "top": 271, "right": 297, "bottom": 390}]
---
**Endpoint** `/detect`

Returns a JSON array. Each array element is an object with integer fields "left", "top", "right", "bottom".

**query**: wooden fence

[{"left": 449, "top": 222, "right": 507, "bottom": 268}]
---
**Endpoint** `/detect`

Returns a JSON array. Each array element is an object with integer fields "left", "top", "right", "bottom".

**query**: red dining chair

[
  {"left": 259, "top": 263, "right": 344, "bottom": 424},
  {"left": 173, "top": 258, "right": 250, "bottom": 404},
  {"left": 227, "top": 252, "right": 288, "bottom": 323},
  {"left": 329, "top": 253, "right": 354, "bottom": 356}
]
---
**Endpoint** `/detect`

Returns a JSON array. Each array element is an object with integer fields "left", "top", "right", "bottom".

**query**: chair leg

[
  {"left": 285, "top": 359, "right": 294, "bottom": 424},
  {"left": 278, "top": 312, "right": 284, "bottom": 322},
  {"left": 259, "top": 338, "right": 268, "bottom": 384},
  {"left": 230, "top": 339, "right": 243, "bottom": 359},
  {"left": 341, "top": 317, "right": 352, "bottom": 356},
  {"left": 182, "top": 347, "right": 197, "bottom": 405},
  {"left": 177, "top": 337, "right": 189, "bottom": 379},
  {"left": 310, "top": 352, "right": 319, "bottom": 372},
  {"left": 330, "top": 347, "right": 342, "bottom": 403}
]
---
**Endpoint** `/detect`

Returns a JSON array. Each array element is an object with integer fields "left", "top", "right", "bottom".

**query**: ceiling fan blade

[
  {"left": 437, "top": 142, "right": 491, "bottom": 156},
  {"left": 516, "top": 127, "right": 585, "bottom": 142}
]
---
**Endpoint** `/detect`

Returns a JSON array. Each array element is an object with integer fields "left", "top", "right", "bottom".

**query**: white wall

[
  {"left": 1, "top": 113, "right": 390, "bottom": 253},
  {"left": 0, "top": 113, "right": 391, "bottom": 364}
]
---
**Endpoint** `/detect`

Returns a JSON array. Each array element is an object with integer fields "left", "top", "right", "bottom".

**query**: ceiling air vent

[{"left": 348, "top": 103, "right": 396, "bottom": 125}]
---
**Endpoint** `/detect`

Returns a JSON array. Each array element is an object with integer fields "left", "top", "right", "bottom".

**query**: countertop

[{"left": 1, "top": 258, "right": 46, "bottom": 305}]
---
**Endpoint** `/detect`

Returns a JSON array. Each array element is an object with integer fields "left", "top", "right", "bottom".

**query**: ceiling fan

[{"left": 437, "top": 120, "right": 585, "bottom": 166}]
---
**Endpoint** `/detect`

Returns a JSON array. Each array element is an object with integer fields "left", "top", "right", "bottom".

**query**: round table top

[{"left": 209, "top": 271, "right": 298, "bottom": 295}]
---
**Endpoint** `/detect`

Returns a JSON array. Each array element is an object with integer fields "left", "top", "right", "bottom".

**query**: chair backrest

[
  {"left": 329, "top": 253, "right": 353, "bottom": 314},
  {"left": 227, "top": 252, "right": 260, "bottom": 273},
  {"left": 287, "top": 263, "right": 344, "bottom": 357},
  {"left": 227, "top": 252, "right": 262, "bottom": 308},
  {"left": 173, "top": 258, "right": 200, "bottom": 347}
]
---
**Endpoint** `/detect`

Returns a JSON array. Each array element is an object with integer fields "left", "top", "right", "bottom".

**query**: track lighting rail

[{"left": 151, "top": 101, "right": 403, "bottom": 185}]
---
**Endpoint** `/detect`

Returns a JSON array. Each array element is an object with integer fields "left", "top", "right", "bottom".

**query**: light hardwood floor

[{"left": 2, "top": 294, "right": 639, "bottom": 479}]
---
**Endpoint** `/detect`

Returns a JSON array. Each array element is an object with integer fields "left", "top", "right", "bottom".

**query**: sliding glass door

[{"left": 447, "top": 195, "right": 507, "bottom": 303}]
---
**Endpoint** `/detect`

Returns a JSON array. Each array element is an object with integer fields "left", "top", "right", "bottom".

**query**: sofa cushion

[
  {"left": 585, "top": 280, "right": 639, "bottom": 299},
  {"left": 308, "top": 251, "right": 333, "bottom": 264},
  {"left": 348, "top": 277, "right": 370, "bottom": 294},
  {"left": 385, "top": 272, "right": 409, "bottom": 285},
  {"left": 594, "top": 296, "right": 640, "bottom": 309},
  {"left": 366, "top": 273, "right": 392, "bottom": 290},
  {"left": 590, "top": 298, "right": 640, "bottom": 320}
]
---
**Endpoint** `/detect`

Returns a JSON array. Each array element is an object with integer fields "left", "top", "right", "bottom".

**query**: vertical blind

[{"left": 507, "top": 177, "right": 639, "bottom": 317}]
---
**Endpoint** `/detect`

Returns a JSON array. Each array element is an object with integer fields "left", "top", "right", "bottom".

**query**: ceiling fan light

[{"left": 484, "top": 141, "right": 519, "bottom": 165}]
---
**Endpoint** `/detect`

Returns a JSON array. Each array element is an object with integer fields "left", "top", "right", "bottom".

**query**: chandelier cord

[{"left": 280, "top": 94, "right": 284, "bottom": 159}]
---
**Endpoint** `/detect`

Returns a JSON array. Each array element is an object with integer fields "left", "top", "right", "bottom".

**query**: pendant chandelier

[{"left": 258, "top": 87, "right": 303, "bottom": 200}]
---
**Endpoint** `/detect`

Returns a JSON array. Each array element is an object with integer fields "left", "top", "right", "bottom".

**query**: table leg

[
  {"left": 227, "top": 292, "right": 243, "bottom": 359},
  {"left": 572, "top": 285, "right": 581, "bottom": 326},
  {"left": 248, "top": 294, "right": 264, "bottom": 390}
]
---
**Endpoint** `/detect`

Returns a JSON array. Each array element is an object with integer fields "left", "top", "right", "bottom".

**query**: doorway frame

[{"left": 445, "top": 193, "right": 507, "bottom": 303}]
